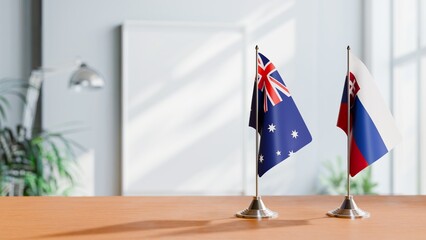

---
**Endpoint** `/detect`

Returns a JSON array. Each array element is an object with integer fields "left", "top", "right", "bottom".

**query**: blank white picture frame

[{"left": 121, "top": 21, "right": 247, "bottom": 195}]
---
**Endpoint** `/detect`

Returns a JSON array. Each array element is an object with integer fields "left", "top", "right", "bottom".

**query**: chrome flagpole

[
  {"left": 256, "top": 45, "right": 260, "bottom": 198},
  {"left": 327, "top": 46, "right": 369, "bottom": 219},
  {"left": 236, "top": 45, "right": 277, "bottom": 219},
  {"left": 347, "top": 45, "right": 351, "bottom": 198}
]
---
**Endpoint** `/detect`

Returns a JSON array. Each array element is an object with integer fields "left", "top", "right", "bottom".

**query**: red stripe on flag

[
  {"left": 337, "top": 103, "right": 348, "bottom": 134},
  {"left": 264, "top": 79, "right": 282, "bottom": 105},
  {"left": 257, "top": 63, "right": 275, "bottom": 90},
  {"left": 269, "top": 77, "right": 290, "bottom": 97},
  {"left": 350, "top": 138, "right": 369, "bottom": 177}
]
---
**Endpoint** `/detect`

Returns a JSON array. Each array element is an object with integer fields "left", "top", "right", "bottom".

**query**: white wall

[
  {"left": 315, "top": 1, "right": 364, "bottom": 191},
  {"left": 0, "top": 0, "right": 32, "bottom": 127},
  {"left": 42, "top": 0, "right": 363, "bottom": 195},
  {"left": 365, "top": 0, "right": 426, "bottom": 195}
]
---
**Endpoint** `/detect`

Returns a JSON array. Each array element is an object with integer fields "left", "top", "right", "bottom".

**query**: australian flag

[{"left": 249, "top": 52, "right": 312, "bottom": 177}]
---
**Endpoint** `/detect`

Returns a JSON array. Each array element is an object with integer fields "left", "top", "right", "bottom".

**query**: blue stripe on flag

[{"left": 352, "top": 97, "right": 388, "bottom": 165}]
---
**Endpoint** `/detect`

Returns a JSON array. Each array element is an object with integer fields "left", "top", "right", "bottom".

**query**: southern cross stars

[
  {"left": 259, "top": 127, "right": 300, "bottom": 164},
  {"left": 259, "top": 155, "right": 264, "bottom": 163},
  {"left": 268, "top": 123, "right": 276, "bottom": 132},
  {"left": 291, "top": 130, "right": 298, "bottom": 138}
]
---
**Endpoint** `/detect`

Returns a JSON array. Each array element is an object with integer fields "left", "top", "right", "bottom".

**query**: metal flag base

[
  {"left": 327, "top": 195, "right": 370, "bottom": 219},
  {"left": 236, "top": 196, "right": 278, "bottom": 219}
]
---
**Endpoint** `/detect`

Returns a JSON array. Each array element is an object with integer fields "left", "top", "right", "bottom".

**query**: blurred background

[{"left": 0, "top": 0, "right": 424, "bottom": 196}]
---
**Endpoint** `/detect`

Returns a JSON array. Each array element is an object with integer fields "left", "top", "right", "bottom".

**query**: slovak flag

[
  {"left": 249, "top": 52, "right": 312, "bottom": 177},
  {"left": 337, "top": 53, "right": 401, "bottom": 177}
]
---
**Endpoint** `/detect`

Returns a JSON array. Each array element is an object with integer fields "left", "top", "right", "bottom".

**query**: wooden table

[{"left": 0, "top": 196, "right": 425, "bottom": 239}]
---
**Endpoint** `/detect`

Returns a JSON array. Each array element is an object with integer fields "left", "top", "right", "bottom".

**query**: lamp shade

[{"left": 69, "top": 63, "right": 104, "bottom": 90}]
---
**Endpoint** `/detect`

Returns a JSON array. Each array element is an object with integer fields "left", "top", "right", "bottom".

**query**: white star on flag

[
  {"left": 268, "top": 123, "right": 276, "bottom": 132},
  {"left": 259, "top": 155, "right": 264, "bottom": 163},
  {"left": 276, "top": 151, "right": 281, "bottom": 156},
  {"left": 288, "top": 150, "right": 294, "bottom": 157},
  {"left": 291, "top": 130, "right": 298, "bottom": 139}
]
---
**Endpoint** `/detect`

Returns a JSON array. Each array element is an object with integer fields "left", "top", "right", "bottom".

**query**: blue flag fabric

[{"left": 249, "top": 52, "right": 312, "bottom": 177}]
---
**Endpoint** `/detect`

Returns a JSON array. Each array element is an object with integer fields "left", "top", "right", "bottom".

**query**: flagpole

[
  {"left": 326, "top": 46, "right": 369, "bottom": 219},
  {"left": 236, "top": 45, "right": 277, "bottom": 219},
  {"left": 346, "top": 45, "right": 351, "bottom": 198},
  {"left": 255, "top": 45, "right": 259, "bottom": 198}
]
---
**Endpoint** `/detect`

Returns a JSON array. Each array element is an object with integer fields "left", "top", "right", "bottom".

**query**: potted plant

[
  {"left": 0, "top": 79, "right": 80, "bottom": 196},
  {"left": 319, "top": 156, "right": 378, "bottom": 195}
]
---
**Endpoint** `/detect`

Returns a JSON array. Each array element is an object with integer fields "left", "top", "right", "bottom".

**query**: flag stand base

[
  {"left": 236, "top": 196, "right": 278, "bottom": 219},
  {"left": 327, "top": 195, "right": 370, "bottom": 219}
]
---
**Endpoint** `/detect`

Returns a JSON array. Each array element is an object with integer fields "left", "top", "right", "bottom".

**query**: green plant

[
  {"left": 319, "top": 156, "right": 378, "bottom": 195},
  {"left": 0, "top": 78, "right": 81, "bottom": 196}
]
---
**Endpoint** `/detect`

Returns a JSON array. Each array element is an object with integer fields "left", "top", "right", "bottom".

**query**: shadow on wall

[{"left": 121, "top": 0, "right": 324, "bottom": 196}]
